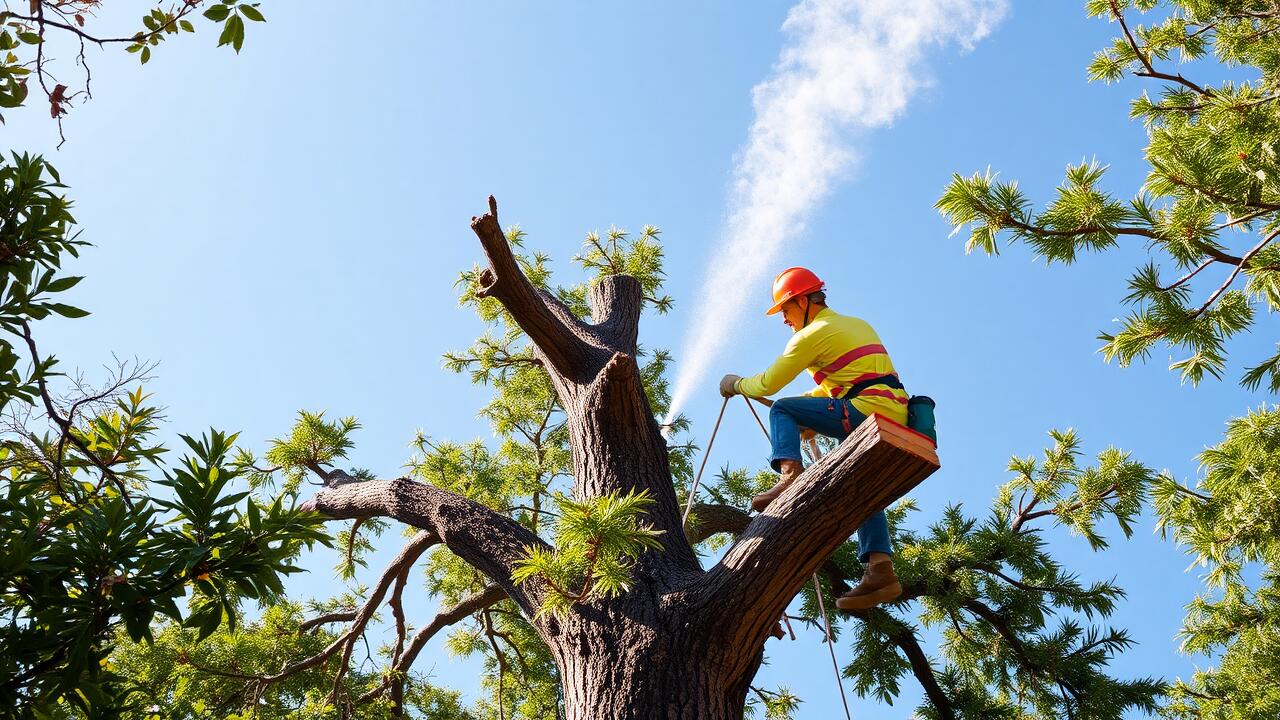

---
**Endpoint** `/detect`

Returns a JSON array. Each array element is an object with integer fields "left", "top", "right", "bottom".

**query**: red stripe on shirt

[
  {"left": 856, "top": 388, "right": 909, "bottom": 404},
  {"left": 812, "top": 344, "right": 887, "bottom": 385}
]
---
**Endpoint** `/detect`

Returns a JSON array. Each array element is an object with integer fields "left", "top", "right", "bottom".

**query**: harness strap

[{"left": 836, "top": 374, "right": 907, "bottom": 433}]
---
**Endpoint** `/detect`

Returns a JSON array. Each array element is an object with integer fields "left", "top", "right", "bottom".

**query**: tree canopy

[
  {"left": 3, "top": 0, "right": 1279, "bottom": 718},
  {"left": 939, "top": 1, "right": 1280, "bottom": 717}
]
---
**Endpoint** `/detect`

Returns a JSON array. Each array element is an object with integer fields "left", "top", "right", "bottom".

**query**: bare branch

[
  {"left": 255, "top": 532, "right": 438, "bottom": 685},
  {"left": 298, "top": 610, "right": 357, "bottom": 634},
  {"left": 358, "top": 584, "right": 508, "bottom": 703}
]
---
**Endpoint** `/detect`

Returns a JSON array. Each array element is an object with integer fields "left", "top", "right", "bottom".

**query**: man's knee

[{"left": 770, "top": 396, "right": 803, "bottom": 420}]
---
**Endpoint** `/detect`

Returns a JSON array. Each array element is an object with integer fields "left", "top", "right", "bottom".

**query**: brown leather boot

[
  {"left": 835, "top": 560, "right": 902, "bottom": 610},
  {"left": 751, "top": 460, "right": 802, "bottom": 512}
]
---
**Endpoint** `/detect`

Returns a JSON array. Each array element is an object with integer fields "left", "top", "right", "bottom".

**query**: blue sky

[{"left": 7, "top": 1, "right": 1273, "bottom": 717}]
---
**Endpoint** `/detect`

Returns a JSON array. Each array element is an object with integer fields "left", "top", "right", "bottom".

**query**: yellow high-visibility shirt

[{"left": 736, "top": 307, "right": 908, "bottom": 424}]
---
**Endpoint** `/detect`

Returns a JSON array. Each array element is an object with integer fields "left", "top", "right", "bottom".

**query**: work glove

[{"left": 719, "top": 374, "right": 742, "bottom": 398}]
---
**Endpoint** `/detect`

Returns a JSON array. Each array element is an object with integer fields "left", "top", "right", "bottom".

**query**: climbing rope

[
  {"left": 682, "top": 394, "right": 853, "bottom": 720},
  {"left": 805, "top": 438, "right": 854, "bottom": 720},
  {"left": 681, "top": 396, "right": 729, "bottom": 527}
]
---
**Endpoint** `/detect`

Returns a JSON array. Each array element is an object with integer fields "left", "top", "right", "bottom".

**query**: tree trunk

[
  {"left": 551, "top": 597, "right": 760, "bottom": 720},
  {"left": 304, "top": 197, "right": 940, "bottom": 718}
]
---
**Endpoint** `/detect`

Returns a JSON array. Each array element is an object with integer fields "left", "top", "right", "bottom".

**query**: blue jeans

[{"left": 768, "top": 395, "right": 891, "bottom": 563}]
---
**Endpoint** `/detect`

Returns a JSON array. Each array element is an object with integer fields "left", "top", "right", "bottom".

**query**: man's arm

[{"left": 735, "top": 332, "right": 817, "bottom": 397}]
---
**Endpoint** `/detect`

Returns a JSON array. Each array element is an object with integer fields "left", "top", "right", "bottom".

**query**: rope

[
  {"left": 744, "top": 402, "right": 853, "bottom": 720},
  {"left": 742, "top": 395, "right": 770, "bottom": 440},
  {"left": 681, "top": 396, "right": 729, "bottom": 527},
  {"left": 813, "top": 571, "right": 854, "bottom": 720}
]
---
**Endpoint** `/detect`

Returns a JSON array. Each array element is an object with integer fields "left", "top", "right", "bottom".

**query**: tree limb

[
  {"left": 301, "top": 477, "right": 550, "bottom": 614},
  {"left": 695, "top": 415, "right": 939, "bottom": 677},
  {"left": 470, "top": 196, "right": 604, "bottom": 380},
  {"left": 589, "top": 274, "right": 643, "bottom": 354},
  {"left": 253, "top": 531, "right": 438, "bottom": 685},
  {"left": 685, "top": 503, "right": 752, "bottom": 544}
]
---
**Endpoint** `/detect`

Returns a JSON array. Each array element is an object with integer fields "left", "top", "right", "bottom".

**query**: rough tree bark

[{"left": 302, "top": 197, "right": 940, "bottom": 720}]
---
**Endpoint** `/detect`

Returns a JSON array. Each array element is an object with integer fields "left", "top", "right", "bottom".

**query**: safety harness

[{"left": 810, "top": 341, "right": 908, "bottom": 433}]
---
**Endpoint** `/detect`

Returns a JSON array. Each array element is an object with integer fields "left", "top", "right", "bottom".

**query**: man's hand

[
  {"left": 799, "top": 427, "right": 816, "bottom": 442},
  {"left": 719, "top": 374, "right": 742, "bottom": 398}
]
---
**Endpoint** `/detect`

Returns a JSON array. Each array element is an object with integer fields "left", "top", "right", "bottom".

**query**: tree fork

[{"left": 301, "top": 197, "right": 940, "bottom": 719}]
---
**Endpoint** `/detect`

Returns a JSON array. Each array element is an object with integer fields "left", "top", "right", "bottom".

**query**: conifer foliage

[
  {"left": 937, "top": 0, "right": 1280, "bottom": 389},
  {"left": 938, "top": 2, "right": 1280, "bottom": 716}
]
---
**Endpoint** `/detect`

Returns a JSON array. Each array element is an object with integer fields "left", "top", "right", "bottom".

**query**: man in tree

[{"left": 719, "top": 267, "right": 910, "bottom": 610}]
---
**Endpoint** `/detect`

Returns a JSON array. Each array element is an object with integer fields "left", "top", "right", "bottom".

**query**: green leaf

[
  {"left": 48, "top": 303, "right": 89, "bottom": 319},
  {"left": 45, "top": 275, "right": 82, "bottom": 293},
  {"left": 203, "top": 4, "right": 231, "bottom": 21},
  {"left": 239, "top": 5, "right": 265, "bottom": 22}
]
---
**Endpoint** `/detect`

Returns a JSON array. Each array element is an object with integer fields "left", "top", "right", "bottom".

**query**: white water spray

[{"left": 663, "top": 0, "right": 1007, "bottom": 430}]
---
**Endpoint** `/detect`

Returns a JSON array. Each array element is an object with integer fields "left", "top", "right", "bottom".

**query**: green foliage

[
  {"left": 234, "top": 410, "right": 362, "bottom": 493},
  {"left": 1156, "top": 406, "right": 1280, "bottom": 720},
  {"left": 0, "top": 2, "right": 266, "bottom": 126},
  {"left": 574, "top": 226, "right": 674, "bottom": 313},
  {"left": 512, "top": 490, "right": 665, "bottom": 618},
  {"left": 107, "top": 602, "right": 473, "bottom": 719},
  {"left": 746, "top": 686, "right": 802, "bottom": 719},
  {"left": 0, "top": 157, "right": 331, "bottom": 716},
  {"left": 939, "top": 3, "right": 1280, "bottom": 716},
  {"left": 937, "top": 0, "right": 1280, "bottom": 388}
]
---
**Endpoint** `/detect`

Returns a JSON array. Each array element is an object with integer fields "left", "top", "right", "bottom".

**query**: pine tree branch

[
  {"left": 1154, "top": 161, "right": 1280, "bottom": 213},
  {"left": 1109, "top": 0, "right": 1213, "bottom": 97},
  {"left": 963, "top": 599, "right": 1083, "bottom": 700},
  {"left": 251, "top": 531, "right": 437, "bottom": 686},
  {"left": 298, "top": 610, "right": 358, "bottom": 634},
  {"left": 880, "top": 612, "right": 957, "bottom": 720},
  {"left": 1188, "top": 227, "right": 1280, "bottom": 320},
  {"left": 1160, "top": 258, "right": 1215, "bottom": 291}
]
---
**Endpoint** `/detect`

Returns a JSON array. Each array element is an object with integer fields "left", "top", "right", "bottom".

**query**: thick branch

[
  {"left": 685, "top": 503, "right": 752, "bottom": 544},
  {"left": 696, "top": 415, "right": 939, "bottom": 677},
  {"left": 574, "top": 352, "right": 698, "bottom": 569},
  {"left": 589, "top": 275, "right": 643, "bottom": 353},
  {"left": 301, "top": 478, "right": 549, "bottom": 614},
  {"left": 470, "top": 196, "right": 603, "bottom": 379}
]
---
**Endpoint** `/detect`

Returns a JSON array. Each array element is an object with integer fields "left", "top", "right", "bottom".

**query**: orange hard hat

[{"left": 766, "top": 267, "right": 824, "bottom": 315}]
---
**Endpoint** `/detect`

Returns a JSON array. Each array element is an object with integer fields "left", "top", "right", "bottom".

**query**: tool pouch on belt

[{"left": 907, "top": 396, "right": 937, "bottom": 445}]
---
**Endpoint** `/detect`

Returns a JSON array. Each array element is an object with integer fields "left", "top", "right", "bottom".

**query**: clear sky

[{"left": 6, "top": 1, "right": 1272, "bottom": 717}]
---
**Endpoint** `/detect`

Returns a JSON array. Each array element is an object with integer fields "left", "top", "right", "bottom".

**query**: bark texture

[{"left": 303, "top": 197, "right": 941, "bottom": 719}]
